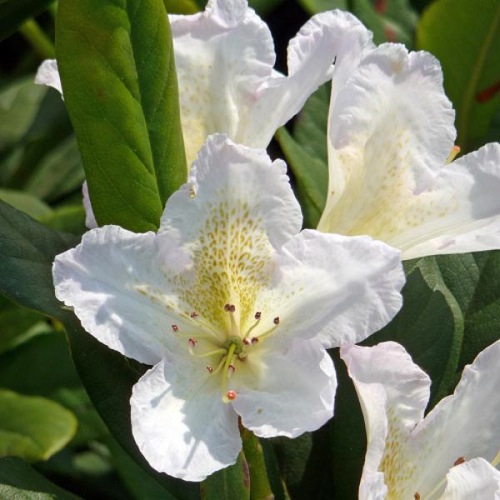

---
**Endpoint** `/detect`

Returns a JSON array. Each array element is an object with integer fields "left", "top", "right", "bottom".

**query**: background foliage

[{"left": 0, "top": 0, "right": 498, "bottom": 498}]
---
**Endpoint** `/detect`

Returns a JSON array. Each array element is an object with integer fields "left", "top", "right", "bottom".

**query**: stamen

[
  {"left": 251, "top": 337, "right": 259, "bottom": 344},
  {"left": 274, "top": 316, "right": 280, "bottom": 325},
  {"left": 254, "top": 311, "right": 261, "bottom": 320},
  {"left": 189, "top": 337, "right": 197, "bottom": 348},
  {"left": 446, "top": 145, "right": 461, "bottom": 164},
  {"left": 243, "top": 338, "right": 251, "bottom": 345},
  {"left": 414, "top": 493, "right": 420, "bottom": 500},
  {"left": 453, "top": 456, "right": 465, "bottom": 466},
  {"left": 190, "top": 311, "right": 199, "bottom": 318},
  {"left": 221, "top": 343, "right": 237, "bottom": 403},
  {"left": 206, "top": 365, "right": 214, "bottom": 374},
  {"left": 224, "top": 303, "right": 236, "bottom": 312},
  {"left": 190, "top": 347, "right": 226, "bottom": 358},
  {"left": 244, "top": 310, "right": 262, "bottom": 340},
  {"left": 225, "top": 390, "right": 237, "bottom": 401},
  {"left": 228, "top": 364, "right": 236, "bottom": 375},
  {"left": 171, "top": 324, "right": 179, "bottom": 333},
  {"left": 189, "top": 186, "right": 196, "bottom": 199}
]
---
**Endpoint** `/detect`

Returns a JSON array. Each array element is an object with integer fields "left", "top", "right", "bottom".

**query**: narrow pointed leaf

[{"left": 56, "top": 0, "right": 186, "bottom": 232}]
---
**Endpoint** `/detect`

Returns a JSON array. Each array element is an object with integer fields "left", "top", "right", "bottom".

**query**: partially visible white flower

[
  {"left": 318, "top": 35, "right": 500, "bottom": 260},
  {"left": 36, "top": 2, "right": 365, "bottom": 166},
  {"left": 53, "top": 134, "right": 404, "bottom": 481},
  {"left": 341, "top": 340, "right": 500, "bottom": 499},
  {"left": 35, "top": 59, "right": 62, "bottom": 95}
]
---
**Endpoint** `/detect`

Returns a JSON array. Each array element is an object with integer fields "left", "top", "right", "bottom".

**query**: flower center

[{"left": 171, "top": 303, "right": 281, "bottom": 403}]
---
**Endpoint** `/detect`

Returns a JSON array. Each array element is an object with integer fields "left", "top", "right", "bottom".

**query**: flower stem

[
  {"left": 19, "top": 19, "right": 55, "bottom": 59},
  {"left": 241, "top": 427, "right": 274, "bottom": 500}
]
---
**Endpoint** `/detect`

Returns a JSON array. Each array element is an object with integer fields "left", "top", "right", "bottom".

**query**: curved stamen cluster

[{"left": 171, "top": 303, "right": 281, "bottom": 403}]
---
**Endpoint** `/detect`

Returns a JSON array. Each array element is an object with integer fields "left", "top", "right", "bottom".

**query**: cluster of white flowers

[{"left": 41, "top": 0, "right": 500, "bottom": 496}]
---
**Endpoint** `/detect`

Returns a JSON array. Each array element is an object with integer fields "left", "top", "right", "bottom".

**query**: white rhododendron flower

[
  {"left": 36, "top": 1, "right": 358, "bottom": 166},
  {"left": 341, "top": 341, "right": 500, "bottom": 499},
  {"left": 53, "top": 134, "right": 404, "bottom": 481},
  {"left": 317, "top": 35, "right": 500, "bottom": 260}
]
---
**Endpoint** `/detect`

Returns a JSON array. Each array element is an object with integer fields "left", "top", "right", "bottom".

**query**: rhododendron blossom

[
  {"left": 341, "top": 341, "right": 500, "bottom": 499},
  {"left": 53, "top": 135, "right": 404, "bottom": 480},
  {"left": 317, "top": 25, "right": 500, "bottom": 260}
]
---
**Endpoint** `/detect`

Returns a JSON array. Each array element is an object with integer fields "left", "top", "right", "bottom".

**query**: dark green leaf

[
  {"left": 0, "top": 389, "right": 77, "bottom": 461},
  {"left": 0, "top": 0, "right": 53, "bottom": 42},
  {"left": 0, "top": 200, "right": 76, "bottom": 319},
  {"left": 0, "top": 188, "right": 52, "bottom": 220},
  {"left": 201, "top": 453, "right": 250, "bottom": 500},
  {"left": 56, "top": 0, "right": 187, "bottom": 232},
  {"left": 417, "top": 0, "right": 500, "bottom": 152},
  {"left": 0, "top": 78, "right": 45, "bottom": 149},
  {"left": 428, "top": 251, "right": 500, "bottom": 370},
  {"left": 0, "top": 456, "right": 80, "bottom": 499}
]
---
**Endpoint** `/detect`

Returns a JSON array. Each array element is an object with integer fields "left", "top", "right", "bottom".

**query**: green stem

[
  {"left": 19, "top": 18, "right": 55, "bottom": 59},
  {"left": 241, "top": 427, "right": 274, "bottom": 500}
]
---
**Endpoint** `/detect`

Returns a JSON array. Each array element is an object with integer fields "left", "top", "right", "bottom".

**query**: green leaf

[
  {"left": 106, "top": 436, "right": 178, "bottom": 500},
  {"left": 0, "top": 188, "right": 52, "bottom": 220},
  {"left": 0, "top": 389, "right": 77, "bottom": 462},
  {"left": 0, "top": 456, "right": 80, "bottom": 499},
  {"left": 417, "top": 0, "right": 500, "bottom": 152},
  {"left": 0, "top": 0, "right": 53, "bottom": 41},
  {"left": 0, "top": 299, "right": 44, "bottom": 355},
  {"left": 163, "top": 0, "right": 200, "bottom": 14},
  {"left": 0, "top": 78, "right": 45, "bottom": 149},
  {"left": 201, "top": 452, "right": 250, "bottom": 500},
  {"left": 426, "top": 251, "right": 500, "bottom": 370},
  {"left": 0, "top": 200, "right": 76, "bottom": 319},
  {"left": 56, "top": 0, "right": 187, "bottom": 232}
]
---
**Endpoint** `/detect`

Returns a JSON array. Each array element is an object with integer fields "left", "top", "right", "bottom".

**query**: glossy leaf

[
  {"left": 417, "top": 0, "right": 500, "bottom": 152},
  {"left": 164, "top": 0, "right": 199, "bottom": 14},
  {"left": 0, "top": 188, "right": 52, "bottom": 220},
  {"left": 201, "top": 452, "right": 250, "bottom": 500},
  {"left": 0, "top": 389, "right": 77, "bottom": 461},
  {"left": 0, "top": 200, "right": 76, "bottom": 319},
  {"left": 0, "top": 0, "right": 53, "bottom": 41},
  {"left": 426, "top": 251, "right": 500, "bottom": 370},
  {"left": 56, "top": 0, "right": 187, "bottom": 232}
]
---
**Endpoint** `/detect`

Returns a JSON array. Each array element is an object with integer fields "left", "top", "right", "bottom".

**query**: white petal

[
  {"left": 244, "top": 10, "right": 368, "bottom": 151},
  {"left": 441, "top": 458, "right": 500, "bottom": 500},
  {"left": 318, "top": 45, "right": 456, "bottom": 248},
  {"left": 82, "top": 181, "right": 98, "bottom": 229},
  {"left": 157, "top": 135, "right": 302, "bottom": 331},
  {"left": 323, "top": 10, "right": 374, "bottom": 112},
  {"left": 35, "top": 59, "right": 63, "bottom": 95},
  {"left": 257, "top": 231, "right": 404, "bottom": 349},
  {"left": 171, "top": 3, "right": 344, "bottom": 164},
  {"left": 170, "top": 0, "right": 275, "bottom": 163},
  {"left": 53, "top": 226, "right": 188, "bottom": 365},
  {"left": 359, "top": 472, "right": 388, "bottom": 500},
  {"left": 131, "top": 357, "right": 241, "bottom": 481},
  {"left": 341, "top": 342, "right": 430, "bottom": 494},
  {"left": 413, "top": 339, "right": 500, "bottom": 497},
  {"left": 232, "top": 338, "right": 336, "bottom": 438},
  {"left": 401, "top": 143, "right": 500, "bottom": 259}
]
